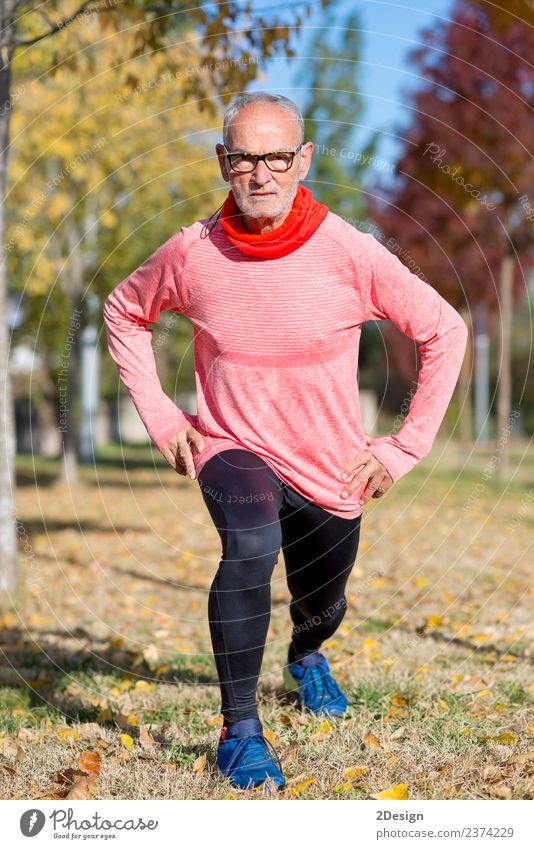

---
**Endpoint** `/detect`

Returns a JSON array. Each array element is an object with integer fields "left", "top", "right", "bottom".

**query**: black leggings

[{"left": 197, "top": 449, "right": 361, "bottom": 724}]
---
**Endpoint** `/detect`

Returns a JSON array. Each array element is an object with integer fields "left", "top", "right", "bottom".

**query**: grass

[{"left": 1, "top": 438, "right": 533, "bottom": 800}]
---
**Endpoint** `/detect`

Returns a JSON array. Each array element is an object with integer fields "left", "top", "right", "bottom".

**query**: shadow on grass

[
  {"left": 15, "top": 445, "right": 173, "bottom": 489},
  {"left": 0, "top": 628, "right": 219, "bottom": 729}
]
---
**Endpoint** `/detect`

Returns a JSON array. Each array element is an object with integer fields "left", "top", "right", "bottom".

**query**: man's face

[{"left": 215, "top": 104, "right": 313, "bottom": 223}]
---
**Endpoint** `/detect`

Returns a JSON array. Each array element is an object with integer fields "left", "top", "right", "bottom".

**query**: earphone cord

[{"left": 200, "top": 201, "right": 225, "bottom": 238}]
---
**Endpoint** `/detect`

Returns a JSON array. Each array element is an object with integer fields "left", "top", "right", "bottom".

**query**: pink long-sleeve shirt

[{"left": 103, "top": 211, "right": 468, "bottom": 519}]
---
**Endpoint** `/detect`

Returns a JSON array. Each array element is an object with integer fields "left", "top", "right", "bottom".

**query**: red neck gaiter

[{"left": 219, "top": 184, "right": 329, "bottom": 259}]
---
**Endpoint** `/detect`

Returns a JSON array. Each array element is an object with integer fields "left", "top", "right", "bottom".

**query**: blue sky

[{"left": 249, "top": 0, "right": 455, "bottom": 165}]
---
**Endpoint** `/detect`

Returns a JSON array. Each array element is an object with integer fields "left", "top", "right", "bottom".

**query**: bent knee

[{"left": 225, "top": 525, "right": 282, "bottom": 566}]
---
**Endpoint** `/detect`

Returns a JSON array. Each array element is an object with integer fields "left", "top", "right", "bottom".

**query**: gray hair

[{"left": 222, "top": 92, "right": 304, "bottom": 145}]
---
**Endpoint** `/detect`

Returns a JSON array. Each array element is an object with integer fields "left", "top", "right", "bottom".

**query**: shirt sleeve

[
  {"left": 357, "top": 231, "right": 468, "bottom": 482},
  {"left": 103, "top": 232, "right": 197, "bottom": 451}
]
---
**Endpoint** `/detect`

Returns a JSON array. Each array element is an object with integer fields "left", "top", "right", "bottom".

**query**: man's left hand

[{"left": 340, "top": 448, "right": 394, "bottom": 506}]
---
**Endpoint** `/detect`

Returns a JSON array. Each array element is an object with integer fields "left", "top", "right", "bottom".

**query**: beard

[{"left": 232, "top": 174, "right": 300, "bottom": 219}]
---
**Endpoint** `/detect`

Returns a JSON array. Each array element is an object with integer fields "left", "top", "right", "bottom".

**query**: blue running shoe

[
  {"left": 283, "top": 648, "right": 349, "bottom": 717},
  {"left": 217, "top": 718, "right": 285, "bottom": 790}
]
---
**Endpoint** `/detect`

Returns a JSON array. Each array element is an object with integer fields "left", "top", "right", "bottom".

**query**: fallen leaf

[
  {"left": 363, "top": 731, "right": 381, "bottom": 749},
  {"left": 139, "top": 725, "right": 161, "bottom": 751},
  {"left": 475, "top": 689, "right": 492, "bottom": 699},
  {"left": 372, "top": 782, "right": 410, "bottom": 800},
  {"left": 77, "top": 750, "right": 102, "bottom": 776},
  {"left": 281, "top": 742, "right": 299, "bottom": 764},
  {"left": 289, "top": 777, "right": 316, "bottom": 797},
  {"left": 0, "top": 763, "right": 16, "bottom": 775},
  {"left": 344, "top": 764, "right": 368, "bottom": 780},
  {"left": 508, "top": 752, "right": 534, "bottom": 764},
  {"left": 135, "top": 680, "right": 155, "bottom": 692},
  {"left": 390, "top": 726, "right": 406, "bottom": 740},
  {"left": 58, "top": 728, "right": 80, "bottom": 743},
  {"left": 193, "top": 753, "right": 207, "bottom": 775},
  {"left": 493, "top": 732, "right": 518, "bottom": 746},
  {"left": 158, "top": 761, "right": 177, "bottom": 773},
  {"left": 117, "top": 713, "right": 139, "bottom": 728},
  {"left": 206, "top": 715, "right": 224, "bottom": 727},
  {"left": 66, "top": 774, "right": 98, "bottom": 800},
  {"left": 119, "top": 733, "right": 135, "bottom": 752},
  {"left": 54, "top": 768, "right": 86, "bottom": 785},
  {"left": 492, "top": 785, "right": 512, "bottom": 799}
]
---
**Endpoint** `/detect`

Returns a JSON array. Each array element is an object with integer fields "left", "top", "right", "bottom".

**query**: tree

[
  {"left": 8, "top": 27, "right": 225, "bottom": 482},
  {"left": 367, "top": 1, "right": 534, "bottom": 449},
  {"left": 0, "top": 0, "right": 322, "bottom": 594},
  {"left": 295, "top": 0, "right": 384, "bottom": 398}
]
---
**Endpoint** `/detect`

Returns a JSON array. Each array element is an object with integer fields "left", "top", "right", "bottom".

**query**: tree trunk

[
  {"left": 458, "top": 305, "right": 473, "bottom": 453},
  {"left": 0, "top": 1, "right": 19, "bottom": 596},
  {"left": 496, "top": 254, "right": 514, "bottom": 482},
  {"left": 59, "top": 221, "right": 84, "bottom": 484},
  {"left": 474, "top": 301, "right": 490, "bottom": 443}
]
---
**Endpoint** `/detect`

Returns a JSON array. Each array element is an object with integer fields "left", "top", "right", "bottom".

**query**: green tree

[{"left": 0, "top": 0, "right": 320, "bottom": 593}]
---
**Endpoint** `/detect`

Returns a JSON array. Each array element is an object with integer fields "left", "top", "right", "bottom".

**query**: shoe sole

[{"left": 282, "top": 664, "right": 348, "bottom": 718}]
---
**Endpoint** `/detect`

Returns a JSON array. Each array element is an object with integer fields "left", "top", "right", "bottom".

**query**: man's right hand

[{"left": 159, "top": 426, "right": 206, "bottom": 479}]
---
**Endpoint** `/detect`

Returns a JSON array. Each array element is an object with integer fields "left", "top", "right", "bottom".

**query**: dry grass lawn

[{"left": 1, "top": 439, "right": 533, "bottom": 800}]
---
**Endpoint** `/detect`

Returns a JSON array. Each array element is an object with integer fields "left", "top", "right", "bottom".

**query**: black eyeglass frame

[{"left": 222, "top": 143, "right": 304, "bottom": 173}]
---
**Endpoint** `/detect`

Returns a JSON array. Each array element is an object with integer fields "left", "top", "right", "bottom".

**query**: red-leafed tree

[{"left": 367, "top": 1, "right": 534, "bottom": 453}]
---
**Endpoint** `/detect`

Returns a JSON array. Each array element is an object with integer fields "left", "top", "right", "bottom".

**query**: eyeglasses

[{"left": 223, "top": 143, "right": 303, "bottom": 173}]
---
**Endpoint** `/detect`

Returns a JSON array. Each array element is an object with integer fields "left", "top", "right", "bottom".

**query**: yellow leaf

[
  {"left": 373, "top": 782, "right": 410, "bottom": 800},
  {"left": 391, "top": 694, "right": 408, "bottom": 706},
  {"left": 438, "top": 699, "right": 449, "bottom": 711},
  {"left": 493, "top": 732, "right": 517, "bottom": 746},
  {"left": 427, "top": 615, "right": 442, "bottom": 629},
  {"left": 415, "top": 665, "right": 430, "bottom": 680},
  {"left": 135, "top": 680, "right": 155, "bottom": 692},
  {"left": 119, "top": 733, "right": 134, "bottom": 751},
  {"left": 58, "top": 728, "right": 80, "bottom": 742},
  {"left": 475, "top": 689, "right": 492, "bottom": 699},
  {"left": 414, "top": 577, "right": 428, "bottom": 588},
  {"left": 343, "top": 764, "right": 368, "bottom": 780},
  {"left": 528, "top": 684, "right": 534, "bottom": 696},
  {"left": 263, "top": 728, "right": 282, "bottom": 747},
  {"left": 118, "top": 713, "right": 139, "bottom": 727},
  {"left": 206, "top": 715, "right": 224, "bottom": 726},
  {"left": 289, "top": 777, "right": 316, "bottom": 797}
]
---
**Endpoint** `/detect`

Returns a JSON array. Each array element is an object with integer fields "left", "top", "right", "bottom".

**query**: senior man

[{"left": 103, "top": 91, "right": 468, "bottom": 791}]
